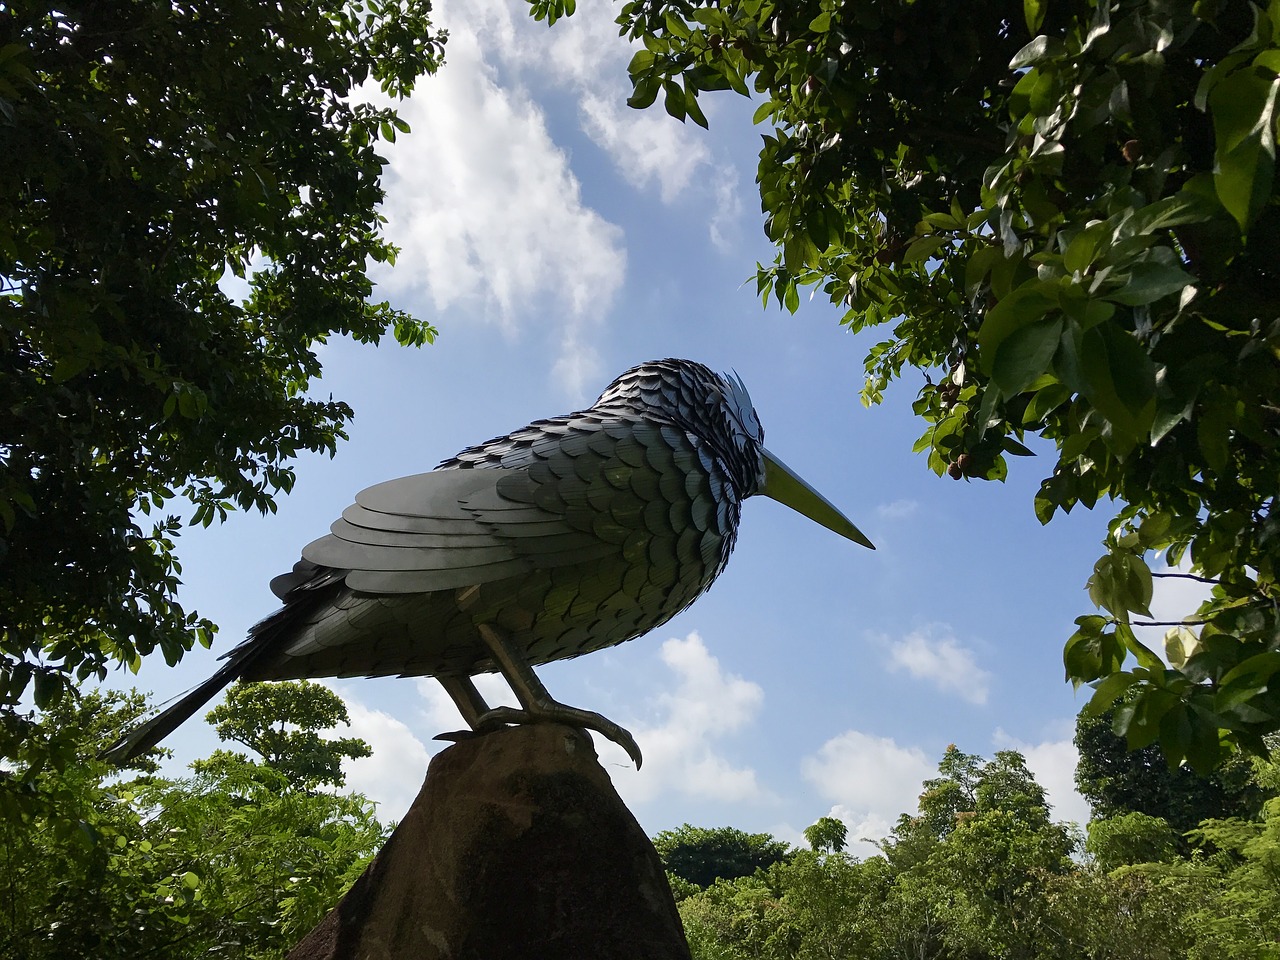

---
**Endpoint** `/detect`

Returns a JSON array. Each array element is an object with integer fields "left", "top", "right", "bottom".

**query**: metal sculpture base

[
  {"left": 438, "top": 623, "right": 643, "bottom": 768},
  {"left": 286, "top": 723, "right": 689, "bottom": 960}
]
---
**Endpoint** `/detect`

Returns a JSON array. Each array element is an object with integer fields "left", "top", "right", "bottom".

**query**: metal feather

[{"left": 102, "top": 359, "right": 873, "bottom": 769}]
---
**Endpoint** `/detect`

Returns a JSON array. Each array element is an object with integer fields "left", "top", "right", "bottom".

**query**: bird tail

[
  {"left": 99, "top": 660, "right": 241, "bottom": 762},
  {"left": 100, "top": 579, "right": 339, "bottom": 766},
  {"left": 99, "top": 651, "right": 251, "bottom": 766}
]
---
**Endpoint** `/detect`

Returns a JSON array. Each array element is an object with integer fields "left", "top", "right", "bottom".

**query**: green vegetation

[
  {"left": 0, "top": 1, "right": 444, "bottom": 787},
  {"left": 8, "top": 685, "right": 1275, "bottom": 957},
  {"left": 531, "top": 0, "right": 1280, "bottom": 769},
  {"left": 0, "top": 683, "right": 386, "bottom": 960},
  {"left": 673, "top": 742, "right": 1280, "bottom": 960}
]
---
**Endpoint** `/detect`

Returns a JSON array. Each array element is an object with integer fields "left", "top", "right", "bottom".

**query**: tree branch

[{"left": 1150, "top": 572, "right": 1218, "bottom": 584}]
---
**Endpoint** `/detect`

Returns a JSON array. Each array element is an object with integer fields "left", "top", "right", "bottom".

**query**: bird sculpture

[{"left": 106, "top": 359, "right": 873, "bottom": 768}]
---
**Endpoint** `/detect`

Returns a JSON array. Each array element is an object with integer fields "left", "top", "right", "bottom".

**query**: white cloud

[
  {"left": 338, "top": 696, "right": 434, "bottom": 821},
  {"left": 461, "top": 0, "right": 713, "bottom": 202},
  {"left": 885, "top": 626, "right": 992, "bottom": 705},
  {"left": 876, "top": 499, "right": 919, "bottom": 520},
  {"left": 596, "top": 632, "right": 767, "bottom": 806},
  {"left": 413, "top": 673, "right": 518, "bottom": 732},
  {"left": 708, "top": 165, "right": 745, "bottom": 251},
  {"left": 993, "top": 726, "right": 1092, "bottom": 827},
  {"left": 369, "top": 10, "right": 624, "bottom": 396},
  {"left": 801, "top": 730, "right": 935, "bottom": 857},
  {"left": 580, "top": 93, "right": 712, "bottom": 202}
]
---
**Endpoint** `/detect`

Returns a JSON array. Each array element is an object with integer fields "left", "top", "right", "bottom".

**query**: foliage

[
  {"left": 770, "top": 851, "right": 894, "bottom": 960},
  {"left": 802, "top": 815, "right": 847, "bottom": 854},
  {"left": 199, "top": 680, "right": 372, "bottom": 790},
  {"left": 888, "top": 748, "right": 1075, "bottom": 959},
  {"left": 653, "top": 823, "right": 794, "bottom": 889},
  {"left": 0, "top": 0, "right": 445, "bottom": 777},
  {"left": 671, "top": 741, "right": 1280, "bottom": 959},
  {"left": 1182, "top": 796, "right": 1280, "bottom": 958},
  {"left": 1076, "top": 692, "right": 1260, "bottom": 834},
  {"left": 1086, "top": 811, "right": 1181, "bottom": 871},
  {"left": 676, "top": 746, "right": 1080, "bottom": 960},
  {"left": 1027, "top": 868, "right": 1198, "bottom": 959},
  {"left": 680, "top": 874, "right": 798, "bottom": 960},
  {"left": 0, "top": 686, "right": 387, "bottom": 959},
  {"left": 535, "top": 0, "right": 1280, "bottom": 768}
]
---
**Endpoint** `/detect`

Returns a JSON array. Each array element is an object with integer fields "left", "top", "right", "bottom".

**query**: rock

[{"left": 287, "top": 723, "right": 690, "bottom": 960}]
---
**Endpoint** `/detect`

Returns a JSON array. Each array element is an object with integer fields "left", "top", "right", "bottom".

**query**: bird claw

[{"left": 474, "top": 704, "right": 643, "bottom": 770}]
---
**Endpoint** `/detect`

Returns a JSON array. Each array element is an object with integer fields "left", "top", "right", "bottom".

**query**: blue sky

[{"left": 107, "top": 0, "right": 1211, "bottom": 854}]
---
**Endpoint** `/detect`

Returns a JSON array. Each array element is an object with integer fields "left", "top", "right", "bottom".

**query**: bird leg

[
  {"left": 436, "top": 674, "right": 491, "bottom": 730},
  {"left": 463, "top": 623, "right": 643, "bottom": 769}
]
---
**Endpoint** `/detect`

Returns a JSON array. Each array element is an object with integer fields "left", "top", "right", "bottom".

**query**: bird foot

[
  {"left": 474, "top": 704, "right": 643, "bottom": 770},
  {"left": 432, "top": 729, "right": 483, "bottom": 743}
]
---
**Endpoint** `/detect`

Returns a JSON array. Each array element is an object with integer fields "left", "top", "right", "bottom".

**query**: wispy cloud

[
  {"left": 597, "top": 631, "right": 768, "bottom": 806},
  {"left": 876, "top": 499, "right": 919, "bottom": 520},
  {"left": 368, "top": 10, "right": 624, "bottom": 397},
  {"left": 884, "top": 626, "right": 992, "bottom": 705},
  {"left": 708, "top": 165, "right": 745, "bottom": 251},
  {"left": 463, "top": 0, "right": 714, "bottom": 202}
]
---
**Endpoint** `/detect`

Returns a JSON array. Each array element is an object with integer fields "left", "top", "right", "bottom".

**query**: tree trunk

[{"left": 288, "top": 722, "right": 690, "bottom": 960}]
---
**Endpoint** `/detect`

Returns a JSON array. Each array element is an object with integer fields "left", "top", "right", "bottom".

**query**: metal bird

[{"left": 105, "top": 359, "right": 873, "bottom": 768}]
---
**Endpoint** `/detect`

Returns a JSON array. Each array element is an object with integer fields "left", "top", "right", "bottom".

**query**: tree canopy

[
  {"left": 1, "top": 685, "right": 387, "bottom": 959},
  {"left": 530, "top": 0, "right": 1280, "bottom": 769},
  {"left": 0, "top": 1, "right": 444, "bottom": 774},
  {"left": 654, "top": 823, "right": 795, "bottom": 888},
  {"left": 675, "top": 743, "right": 1280, "bottom": 960},
  {"left": 1075, "top": 690, "right": 1260, "bottom": 834},
  {"left": 200, "top": 680, "right": 372, "bottom": 790}
]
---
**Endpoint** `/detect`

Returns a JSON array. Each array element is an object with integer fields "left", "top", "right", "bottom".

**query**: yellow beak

[{"left": 760, "top": 448, "right": 875, "bottom": 550}]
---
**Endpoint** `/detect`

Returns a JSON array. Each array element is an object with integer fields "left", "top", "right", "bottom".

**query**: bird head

[{"left": 596, "top": 359, "right": 874, "bottom": 550}]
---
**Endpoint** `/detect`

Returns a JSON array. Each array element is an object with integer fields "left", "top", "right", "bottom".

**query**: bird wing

[{"left": 291, "top": 425, "right": 660, "bottom": 596}]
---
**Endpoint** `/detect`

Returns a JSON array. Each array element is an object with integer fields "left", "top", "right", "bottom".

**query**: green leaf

[
  {"left": 1010, "top": 35, "right": 1067, "bottom": 69},
  {"left": 809, "top": 12, "right": 831, "bottom": 32},
  {"left": 902, "top": 235, "right": 950, "bottom": 264},
  {"left": 1063, "top": 223, "right": 1108, "bottom": 275},
  {"left": 1084, "top": 671, "right": 1140, "bottom": 718},
  {"left": 1060, "top": 322, "right": 1156, "bottom": 443},
  {"left": 1065, "top": 623, "right": 1125, "bottom": 684},
  {"left": 1002, "top": 436, "right": 1036, "bottom": 456},
  {"left": 1183, "top": 704, "right": 1225, "bottom": 773},
  {"left": 663, "top": 79, "right": 686, "bottom": 121},
  {"left": 1106, "top": 260, "right": 1196, "bottom": 306},
  {"left": 1116, "top": 620, "right": 1160, "bottom": 667},
  {"left": 976, "top": 278, "right": 1059, "bottom": 372},
  {"left": 1209, "top": 66, "right": 1279, "bottom": 232},
  {"left": 1024, "top": 381, "right": 1071, "bottom": 425},
  {"left": 32, "top": 670, "right": 62, "bottom": 709},
  {"left": 751, "top": 99, "right": 775, "bottom": 125},
  {"left": 627, "top": 76, "right": 660, "bottom": 110},
  {"left": 1024, "top": 0, "right": 1047, "bottom": 34},
  {"left": 684, "top": 83, "right": 708, "bottom": 129},
  {"left": 965, "top": 244, "right": 1003, "bottom": 294},
  {"left": 991, "top": 316, "right": 1063, "bottom": 396},
  {"left": 1124, "top": 190, "right": 1222, "bottom": 236},
  {"left": 1197, "top": 409, "right": 1231, "bottom": 472},
  {"left": 1123, "top": 555, "right": 1155, "bottom": 619}
]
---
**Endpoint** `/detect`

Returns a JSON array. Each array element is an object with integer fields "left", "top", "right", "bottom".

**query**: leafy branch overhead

[
  {"left": 533, "top": 0, "right": 1280, "bottom": 769},
  {"left": 0, "top": 1, "right": 444, "bottom": 774}
]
